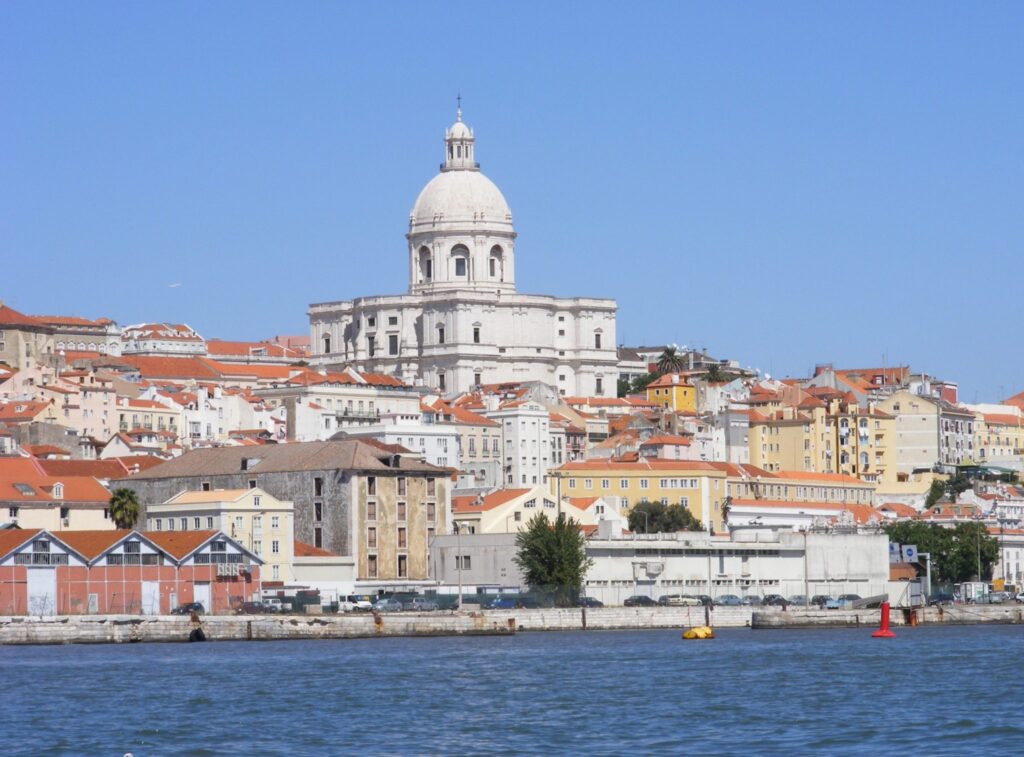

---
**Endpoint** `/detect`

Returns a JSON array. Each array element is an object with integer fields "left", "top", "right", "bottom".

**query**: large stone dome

[{"left": 410, "top": 169, "right": 512, "bottom": 230}]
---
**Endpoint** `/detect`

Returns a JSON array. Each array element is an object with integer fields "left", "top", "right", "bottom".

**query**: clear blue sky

[{"left": 3, "top": 3, "right": 1022, "bottom": 401}]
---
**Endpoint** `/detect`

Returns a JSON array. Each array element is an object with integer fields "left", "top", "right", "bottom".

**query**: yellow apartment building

[{"left": 645, "top": 373, "right": 696, "bottom": 413}]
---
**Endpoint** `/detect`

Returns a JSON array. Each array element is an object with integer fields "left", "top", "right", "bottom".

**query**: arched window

[
  {"left": 489, "top": 245, "right": 504, "bottom": 280},
  {"left": 418, "top": 246, "right": 432, "bottom": 281},
  {"left": 452, "top": 244, "right": 469, "bottom": 277},
  {"left": 323, "top": 334, "right": 331, "bottom": 354}
]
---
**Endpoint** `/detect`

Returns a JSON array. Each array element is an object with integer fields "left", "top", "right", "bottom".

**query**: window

[
  {"left": 595, "top": 377, "right": 603, "bottom": 395},
  {"left": 367, "top": 476, "right": 376, "bottom": 495},
  {"left": 272, "top": 565, "right": 280, "bottom": 580},
  {"left": 248, "top": 479, "right": 257, "bottom": 489},
  {"left": 201, "top": 482, "right": 211, "bottom": 492},
  {"left": 388, "top": 334, "right": 399, "bottom": 355},
  {"left": 398, "top": 477, "right": 407, "bottom": 496},
  {"left": 398, "top": 527, "right": 407, "bottom": 549},
  {"left": 640, "top": 479, "right": 649, "bottom": 489},
  {"left": 427, "top": 478, "right": 436, "bottom": 496},
  {"left": 594, "top": 332, "right": 602, "bottom": 349},
  {"left": 253, "top": 540, "right": 262, "bottom": 555},
  {"left": 367, "top": 501, "right": 377, "bottom": 521},
  {"left": 568, "top": 479, "right": 576, "bottom": 489},
  {"left": 314, "top": 527, "right": 323, "bottom": 548},
  {"left": 601, "top": 479, "right": 610, "bottom": 489},
  {"left": 558, "top": 329, "right": 565, "bottom": 337},
  {"left": 514, "top": 511, "right": 521, "bottom": 522},
  {"left": 397, "top": 501, "right": 407, "bottom": 521},
  {"left": 437, "top": 326, "right": 445, "bottom": 345},
  {"left": 368, "top": 316, "right": 376, "bottom": 327},
  {"left": 455, "top": 258, "right": 467, "bottom": 276},
  {"left": 253, "top": 495, "right": 261, "bottom": 508},
  {"left": 474, "top": 372, "right": 482, "bottom": 386},
  {"left": 181, "top": 517, "right": 188, "bottom": 531},
  {"left": 459, "top": 555, "right": 472, "bottom": 570},
  {"left": 388, "top": 316, "right": 398, "bottom": 326},
  {"left": 398, "top": 554, "right": 408, "bottom": 577},
  {"left": 314, "top": 477, "right": 323, "bottom": 496},
  {"left": 314, "top": 502, "right": 323, "bottom": 521},
  {"left": 367, "top": 554, "right": 378, "bottom": 577},
  {"left": 154, "top": 518, "right": 162, "bottom": 531},
  {"left": 473, "top": 326, "right": 480, "bottom": 344},
  {"left": 368, "top": 335, "right": 376, "bottom": 357},
  {"left": 207, "top": 517, "right": 214, "bottom": 529},
  {"left": 439, "top": 373, "right": 446, "bottom": 391},
  {"left": 168, "top": 519, "right": 175, "bottom": 531},
  {"left": 584, "top": 478, "right": 593, "bottom": 490},
  {"left": 194, "top": 517, "right": 201, "bottom": 530},
  {"left": 269, "top": 540, "right": 279, "bottom": 555}
]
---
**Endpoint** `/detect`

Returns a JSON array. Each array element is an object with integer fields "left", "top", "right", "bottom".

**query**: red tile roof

[
  {"left": 0, "top": 457, "right": 111, "bottom": 502},
  {"left": 143, "top": 530, "right": 218, "bottom": 559},
  {"left": 452, "top": 488, "right": 533, "bottom": 513},
  {"left": 53, "top": 530, "right": 132, "bottom": 559},
  {"left": 294, "top": 540, "right": 336, "bottom": 557},
  {"left": 0, "top": 529, "right": 41, "bottom": 559},
  {"left": 0, "top": 304, "right": 44, "bottom": 327}
]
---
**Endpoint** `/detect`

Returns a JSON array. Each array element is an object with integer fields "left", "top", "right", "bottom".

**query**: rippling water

[{"left": 3, "top": 625, "right": 1023, "bottom": 755}]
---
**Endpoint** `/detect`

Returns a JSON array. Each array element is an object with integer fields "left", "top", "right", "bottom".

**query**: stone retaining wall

[{"left": 752, "top": 604, "right": 1024, "bottom": 629}]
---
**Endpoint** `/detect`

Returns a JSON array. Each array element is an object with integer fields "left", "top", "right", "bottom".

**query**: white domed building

[{"left": 308, "top": 110, "right": 618, "bottom": 397}]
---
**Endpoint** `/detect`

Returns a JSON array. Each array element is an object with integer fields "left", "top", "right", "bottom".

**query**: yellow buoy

[{"left": 682, "top": 625, "right": 715, "bottom": 640}]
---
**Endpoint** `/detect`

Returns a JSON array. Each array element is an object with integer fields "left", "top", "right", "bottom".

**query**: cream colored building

[
  {"left": 748, "top": 395, "right": 896, "bottom": 485},
  {"left": 148, "top": 487, "right": 295, "bottom": 582},
  {"left": 876, "top": 390, "right": 976, "bottom": 475},
  {"left": 451, "top": 485, "right": 622, "bottom": 534},
  {"left": 551, "top": 460, "right": 876, "bottom": 534}
]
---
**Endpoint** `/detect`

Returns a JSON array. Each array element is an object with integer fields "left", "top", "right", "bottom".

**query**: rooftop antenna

[{"left": 456, "top": 92, "right": 462, "bottom": 121}]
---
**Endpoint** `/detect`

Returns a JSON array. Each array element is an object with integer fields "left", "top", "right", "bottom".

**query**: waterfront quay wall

[
  {"left": 0, "top": 607, "right": 750, "bottom": 645},
  {"left": 752, "top": 604, "right": 1024, "bottom": 629}
]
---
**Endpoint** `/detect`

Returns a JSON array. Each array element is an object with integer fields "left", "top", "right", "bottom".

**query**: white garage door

[
  {"left": 141, "top": 581, "right": 160, "bottom": 615},
  {"left": 193, "top": 582, "right": 211, "bottom": 613},
  {"left": 27, "top": 569, "right": 57, "bottom": 616}
]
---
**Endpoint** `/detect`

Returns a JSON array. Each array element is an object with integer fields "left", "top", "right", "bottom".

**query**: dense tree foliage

[
  {"left": 627, "top": 500, "right": 705, "bottom": 534},
  {"left": 513, "top": 513, "right": 592, "bottom": 606},
  {"left": 883, "top": 521, "right": 999, "bottom": 583}
]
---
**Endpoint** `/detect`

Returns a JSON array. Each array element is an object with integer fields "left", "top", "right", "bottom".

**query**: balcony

[{"left": 337, "top": 408, "right": 381, "bottom": 423}]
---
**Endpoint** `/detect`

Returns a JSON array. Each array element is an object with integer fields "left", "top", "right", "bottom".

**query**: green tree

[
  {"left": 944, "top": 473, "right": 973, "bottom": 499},
  {"left": 108, "top": 488, "right": 141, "bottom": 529},
  {"left": 513, "top": 512, "right": 592, "bottom": 606},
  {"left": 924, "top": 480, "right": 946, "bottom": 509},
  {"left": 628, "top": 500, "right": 705, "bottom": 533},
  {"left": 656, "top": 346, "right": 686, "bottom": 374},
  {"left": 883, "top": 521, "right": 998, "bottom": 583}
]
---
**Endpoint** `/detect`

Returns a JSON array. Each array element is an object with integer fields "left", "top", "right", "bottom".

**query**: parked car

[
  {"left": 987, "top": 591, "right": 1012, "bottom": 604},
  {"left": 715, "top": 594, "right": 742, "bottom": 606},
  {"left": 928, "top": 592, "right": 955, "bottom": 606},
  {"left": 171, "top": 602, "right": 205, "bottom": 615},
  {"left": 487, "top": 597, "right": 518, "bottom": 610},
  {"left": 340, "top": 594, "right": 374, "bottom": 612},
  {"left": 694, "top": 594, "right": 714, "bottom": 607},
  {"left": 624, "top": 595, "right": 658, "bottom": 607},
  {"left": 576, "top": 597, "right": 604, "bottom": 608},
  {"left": 261, "top": 598, "right": 284, "bottom": 613},
  {"left": 236, "top": 601, "right": 264, "bottom": 615},
  {"left": 788, "top": 595, "right": 808, "bottom": 607},
  {"left": 837, "top": 593, "right": 862, "bottom": 608},
  {"left": 404, "top": 596, "right": 440, "bottom": 611},
  {"left": 740, "top": 596, "right": 762, "bottom": 607},
  {"left": 1015, "top": 592, "right": 1024, "bottom": 604},
  {"left": 762, "top": 594, "right": 789, "bottom": 608},
  {"left": 372, "top": 598, "right": 403, "bottom": 613},
  {"left": 659, "top": 594, "right": 702, "bottom": 607},
  {"left": 810, "top": 595, "right": 840, "bottom": 609}
]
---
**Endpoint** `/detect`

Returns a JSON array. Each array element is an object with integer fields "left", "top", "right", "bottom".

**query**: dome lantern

[{"left": 443, "top": 105, "right": 477, "bottom": 172}]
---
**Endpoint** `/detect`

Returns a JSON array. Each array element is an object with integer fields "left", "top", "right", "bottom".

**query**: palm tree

[
  {"left": 108, "top": 488, "right": 141, "bottom": 529},
  {"left": 656, "top": 345, "right": 686, "bottom": 374}
]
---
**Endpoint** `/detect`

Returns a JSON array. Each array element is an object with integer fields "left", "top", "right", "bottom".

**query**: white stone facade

[{"left": 309, "top": 111, "right": 618, "bottom": 397}]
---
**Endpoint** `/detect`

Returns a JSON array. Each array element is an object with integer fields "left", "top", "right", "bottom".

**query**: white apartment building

[
  {"left": 342, "top": 413, "right": 461, "bottom": 471},
  {"left": 486, "top": 400, "right": 552, "bottom": 486}
]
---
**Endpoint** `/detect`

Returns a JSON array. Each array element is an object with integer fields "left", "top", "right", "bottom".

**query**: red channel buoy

[{"left": 871, "top": 601, "right": 896, "bottom": 638}]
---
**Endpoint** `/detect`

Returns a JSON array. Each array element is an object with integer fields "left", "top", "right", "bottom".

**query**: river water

[{"left": 2, "top": 625, "right": 1022, "bottom": 755}]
